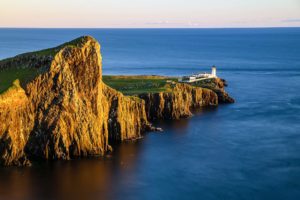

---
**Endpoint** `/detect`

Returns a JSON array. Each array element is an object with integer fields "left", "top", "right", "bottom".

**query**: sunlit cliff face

[
  {"left": 0, "top": 36, "right": 233, "bottom": 166},
  {"left": 0, "top": 36, "right": 150, "bottom": 166}
]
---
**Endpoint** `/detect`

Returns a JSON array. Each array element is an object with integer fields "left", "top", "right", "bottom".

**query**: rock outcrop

[
  {"left": 139, "top": 84, "right": 218, "bottom": 120},
  {"left": 0, "top": 36, "right": 150, "bottom": 166},
  {"left": 0, "top": 36, "right": 234, "bottom": 166},
  {"left": 191, "top": 78, "right": 235, "bottom": 103},
  {"left": 0, "top": 80, "right": 33, "bottom": 166}
]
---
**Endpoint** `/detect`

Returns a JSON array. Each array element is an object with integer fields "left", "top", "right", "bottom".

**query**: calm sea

[{"left": 0, "top": 28, "right": 300, "bottom": 200}]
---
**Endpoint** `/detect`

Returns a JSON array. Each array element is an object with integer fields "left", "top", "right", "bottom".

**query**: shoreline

[{"left": 0, "top": 36, "right": 234, "bottom": 167}]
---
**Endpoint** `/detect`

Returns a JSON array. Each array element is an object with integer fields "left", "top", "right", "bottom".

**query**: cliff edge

[
  {"left": 139, "top": 83, "right": 218, "bottom": 120},
  {"left": 0, "top": 36, "right": 150, "bottom": 166},
  {"left": 0, "top": 36, "right": 234, "bottom": 166}
]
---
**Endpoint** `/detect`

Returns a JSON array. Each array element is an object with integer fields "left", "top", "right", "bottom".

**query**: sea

[{"left": 0, "top": 28, "right": 300, "bottom": 200}]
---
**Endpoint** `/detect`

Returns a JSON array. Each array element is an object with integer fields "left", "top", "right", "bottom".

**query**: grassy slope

[
  {"left": 1, "top": 37, "right": 85, "bottom": 60},
  {"left": 0, "top": 37, "right": 88, "bottom": 94},
  {"left": 103, "top": 75, "right": 178, "bottom": 95},
  {"left": 0, "top": 68, "right": 38, "bottom": 94}
]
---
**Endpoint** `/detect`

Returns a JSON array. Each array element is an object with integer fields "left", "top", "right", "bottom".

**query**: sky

[{"left": 0, "top": 0, "right": 300, "bottom": 28}]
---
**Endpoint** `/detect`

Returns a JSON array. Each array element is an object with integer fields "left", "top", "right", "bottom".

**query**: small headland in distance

[{"left": 0, "top": 36, "right": 234, "bottom": 167}]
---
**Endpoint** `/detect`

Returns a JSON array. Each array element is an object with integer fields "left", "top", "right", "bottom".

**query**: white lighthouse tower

[{"left": 211, "top": 66, "right": 217, "bottom": 77}]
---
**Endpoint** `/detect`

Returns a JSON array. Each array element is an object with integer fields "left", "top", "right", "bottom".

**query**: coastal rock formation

[
  {"left": 0, "top": 36, "right": 234, "bottom": 166},
  {"left": 215, "top": 78, "right": 235, "bottom": 103},
  {"left": 102, "top": 84, "right": 149, "bottom": 142},
  {"left": 139, "top": 84, "right": 218, "bottom": 120},
  {"left": 0, "top": 80, "right": 33, "bottom": 166},
  {"left": 0, "top": 36, "right": 150, "bottom": 166},
  {"left": 191, "top": 78, "right": 235, "bottom": 103}
]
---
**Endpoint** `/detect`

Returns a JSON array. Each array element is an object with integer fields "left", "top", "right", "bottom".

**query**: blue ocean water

[{"left": 0, "top": 28, "right": 300, "bottom": 200}]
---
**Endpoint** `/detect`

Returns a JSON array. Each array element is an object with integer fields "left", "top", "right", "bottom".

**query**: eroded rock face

[
  {"left": 0, "top": 36, "right": 234, "bottom": 166},
  {"left": 191, "top": 78, "right": 235, "bottom": 104},
  {"left": 0, "top": 80, "right": 33, "bottom": 166},
  {"left": 139, "top": 83, "right": 218, "bottom": 120},
  {"left": 102, "top": 84, "right": 149, "bottom": 142},
  {"left": 0, "top": 36, "right": 151, "bottom": 166},
  {"left": 213, "top": 78, "right": 235, "bottom": 103}
]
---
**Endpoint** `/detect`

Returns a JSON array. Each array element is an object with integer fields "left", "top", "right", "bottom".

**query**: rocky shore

[{"left": 0, "top": 36, "right": 234, "bottom": 166}]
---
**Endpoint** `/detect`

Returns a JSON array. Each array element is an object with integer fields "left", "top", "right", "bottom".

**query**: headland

[{"left": 0, "top": 36, "right": 234, "bottom": 166}]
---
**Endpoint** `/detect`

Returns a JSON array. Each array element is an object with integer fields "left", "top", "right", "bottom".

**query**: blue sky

[{"left": 0, "top": 0, "right": 300, "bottom": 28}]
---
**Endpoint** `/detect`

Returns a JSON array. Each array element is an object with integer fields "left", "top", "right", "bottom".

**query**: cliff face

[
  {"left": 0, "top": 36, "right": 150, "bottom": 166},
  {"left": 0, "top": 80, "right": 33, "bottom": 166},
  {"left": 191, "top": 78, "right": 235, "bottom": 104},
  {"left": 102, "top": 84, "right": 149, "bottom": 142},
  {"left": 208, "top": 78, "right": 234, "bottom": 103},
  {"left": 139, "top": 83, "right": 218, "bottom": 121},
  {"left": 0, "top": 36, "right": 234, "bottom": 167}
]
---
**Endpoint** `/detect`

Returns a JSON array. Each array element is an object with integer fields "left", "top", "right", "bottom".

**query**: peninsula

[{"left": 0, "top": 36, "right": 234, "bottom": 166}]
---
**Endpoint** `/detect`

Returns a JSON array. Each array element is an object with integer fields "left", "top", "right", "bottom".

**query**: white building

[
  {"left": 211, "top": 66, "right": 217, "bottom": 77},
  {"left": 178, "top": 66, "right": 217, "bottom": 83}
]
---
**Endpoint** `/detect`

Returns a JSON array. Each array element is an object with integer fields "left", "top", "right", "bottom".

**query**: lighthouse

[
  {"left": 211, "top": 66, "right": 217, "bottom": 77},
  {"left": 178, "top": 66, "right": 218, "bottom": 83}
]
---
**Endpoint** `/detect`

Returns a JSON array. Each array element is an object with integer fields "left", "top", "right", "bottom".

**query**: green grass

[
  {"left": 0, "top": 36, "right": 90, "bottom": 65},
  {"left": 0, "top": 36, "right": 91, "bottom": 94},
  {"left": 14, "top": 37, "right": 86, "bottom": 57},
  {"left": 103, "top": 75, "right": 178, "bottom": 95},
  {"left": 32, "top": 38, "right": 83, "bottom": 57},
  {"left": 190, "top": 78, "right": 218, "bottom": 90},
  {"left": 0, "top": 68, "right": 38, "bottom": 94}
]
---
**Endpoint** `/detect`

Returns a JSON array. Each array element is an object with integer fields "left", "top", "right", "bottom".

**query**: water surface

[{"left": 0, "top": 28, "right": 300, "bottom": 200}]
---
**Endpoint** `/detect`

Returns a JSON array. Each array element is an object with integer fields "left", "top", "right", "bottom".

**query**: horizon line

[{"left": 0, "top": 26, "right": 300, "bottom": 29}]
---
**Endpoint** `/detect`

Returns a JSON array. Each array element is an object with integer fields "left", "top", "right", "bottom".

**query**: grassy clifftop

[
  {"left": 103, "top": 75, "right": 178, "bottom": 95},
  {"left": 1, "top": 36, "right": 89, "bottom": 61},
  {"left": 102, "top": 75, "right": 234, "bottom": 104},
  {"left": 0, "top": 36, "right": 93, "bottom": 94}
]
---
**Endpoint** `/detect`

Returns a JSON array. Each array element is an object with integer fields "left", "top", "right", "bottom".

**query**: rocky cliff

[
  {"left": 139, "top": 83, "right": 218, "bottom": 120},
  {"left": 190, "top": 78, "right": 234, "bottom": 103},
  {"left": 0, "top": 36, "right": 150, "bottom": 166},
  {"left": 0, "top": 36, "right": 234, "bottom": 166}
]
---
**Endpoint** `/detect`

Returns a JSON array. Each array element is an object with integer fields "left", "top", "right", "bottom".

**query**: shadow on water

[
  {"left": 152, "top": 106, "right": 219, "bottom": 132},
  {"left": 0, "top": 107, "right": 219, "bottom": 200},
  {"left": 0, "top": 141, "right": 145, "bottom": 200}
]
